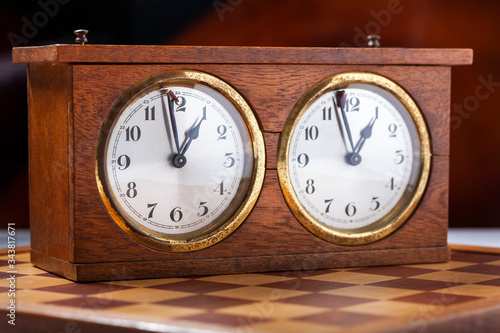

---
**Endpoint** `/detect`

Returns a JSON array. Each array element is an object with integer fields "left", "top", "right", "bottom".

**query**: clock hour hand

[
  {"left": 180, "top": 106, "right": 207, "bottom": 156},
  {"left": 354, "top": 106, "right": 379, "bottom": 155}
]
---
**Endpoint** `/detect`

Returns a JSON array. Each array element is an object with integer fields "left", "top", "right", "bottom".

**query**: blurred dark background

[{"left": 1, "top": 0, "right": 498, "bottom": 229}]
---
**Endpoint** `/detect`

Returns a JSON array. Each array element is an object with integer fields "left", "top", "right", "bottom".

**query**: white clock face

[
  {"left": 97, "top": 71, "right": 264, "bottom": 251},
  {"left": 278, "top": 73, "right": 430, "bottom": 245}
]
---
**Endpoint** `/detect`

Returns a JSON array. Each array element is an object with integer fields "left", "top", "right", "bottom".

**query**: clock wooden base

[
  {"left": 31, "top": 246, "right": 450, "bottom": 282},
  {"left": 13, "top": 45, "right": 471, "bottom": 281}
]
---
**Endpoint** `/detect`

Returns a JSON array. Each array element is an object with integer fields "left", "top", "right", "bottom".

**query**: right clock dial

[{"left": 277, "top": 72, "right": 431, "bottom": 246}]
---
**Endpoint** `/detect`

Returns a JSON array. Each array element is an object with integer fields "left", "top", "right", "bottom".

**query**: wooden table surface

[{"left": 1, "top": 245, "right": 500, "bottom": 333}]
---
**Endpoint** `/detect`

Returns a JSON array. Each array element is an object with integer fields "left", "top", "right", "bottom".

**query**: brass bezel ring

[
  {"left": 96, "top": 69, "right": 266, "bottom": 252},
  {"left": 277, "top": 72, "right": 431, "bottom": 246}
]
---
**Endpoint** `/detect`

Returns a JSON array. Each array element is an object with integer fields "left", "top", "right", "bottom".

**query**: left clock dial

[{"left": 96, "top": 70, "right": 265, "bottom": 252}]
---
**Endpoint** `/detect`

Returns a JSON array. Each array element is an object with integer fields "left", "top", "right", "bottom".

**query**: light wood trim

[{"left": 13, "top": 45, "right": 473, "bottom": 65}]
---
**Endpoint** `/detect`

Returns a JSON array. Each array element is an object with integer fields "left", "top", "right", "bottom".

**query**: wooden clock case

[{"left": 12, "top": 45, "right": 472, "bottom": 281}]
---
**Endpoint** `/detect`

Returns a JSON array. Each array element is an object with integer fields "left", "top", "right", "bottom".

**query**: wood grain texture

[
  {"left": 12, "top": 45, "right": 472, "bottom": 65},
  {"left": 449, "top": 244, "right": 500, "bottom": 255},
  {"left": 70, "top": 64, "right": 451, "bottom": 155},
  {"left": 69, "top": 158, "right": 448, "bottom": 264},
  {"left": 27, "top": 63, "right": 74, "bottom": 263},
  {"left": 32, "top": 246, "right": 450, "bottom": 281},
  {"left": 19, "top": 45, "right": 459, "bottom": 281}
]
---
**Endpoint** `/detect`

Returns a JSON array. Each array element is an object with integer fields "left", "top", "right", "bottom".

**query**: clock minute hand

[
  {"left": 161, "top": 89, "right": 181, "bottom": 154},
  {"left": 335, "top": 90, "right": 356, "bottom": 153},
  {"left": 180, "top": 106, "right": 207, "bottom": 156}
]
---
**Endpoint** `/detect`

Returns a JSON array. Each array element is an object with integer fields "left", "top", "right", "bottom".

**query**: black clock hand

[
  {"left": 354, "top": 106, "right": 379, "bottom": 154},
  {"left": 335, "top": 90, "right": 362, "bottom": 166},
  {"left": 161, "top": 89, "right": 181, "bottom": 154},
  {"left": 335, "top": 90, "right": 356, "bottom": 153},
  {"left": 180, "top": 106, "right": 207, "bottom": 156},
  {"left": 161, "top": 89, "right": 187, "bottom": 168}
]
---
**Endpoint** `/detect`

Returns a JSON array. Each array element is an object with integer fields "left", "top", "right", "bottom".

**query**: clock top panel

[{"left": 12, "top": 45, "right": 472, "bottom": 66}]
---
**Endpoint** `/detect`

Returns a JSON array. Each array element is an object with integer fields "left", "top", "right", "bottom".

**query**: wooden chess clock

[{"left": 13, "top": 32, "right": 472, "bottom": 281}]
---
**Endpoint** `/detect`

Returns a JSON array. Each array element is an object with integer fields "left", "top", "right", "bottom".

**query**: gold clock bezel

[
  {"left": 95, "top": 69, "right": 266, "bottom": 253},
  {"left": 277, "top": 72, "right": 431, "bottom": 246}
]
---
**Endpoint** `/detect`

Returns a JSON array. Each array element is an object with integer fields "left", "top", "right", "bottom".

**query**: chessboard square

[
  {"left": 487, "top": 260, "right": 500, "bottom": 266},
  {"left": 158, "top": 294, "right": 253, "bottom": 310},
  {"left": 260, "top": 278, "right": 353, "bottom": 292},
  {"left": 435, "top": 284, "right": 500, "bottom": 297},
  {"left": 45, "top": 296, "right": 134, "bottom": 310},
  {"left": 91, "top": 287, "right": 194, "bottom": 303},
  {"left": 37, "top": 272, "right": 67, "bottom": 279},
  {"left": 198, "top": 273, "right": 294, "bottom": 286},
  {"left": 16, "top": 275, "right": 73, "bottom": 289},
  {"left": 100, "top": 303, "right": 206, "bottom": 319},
  {"left": 251, "top": 319, "right": 341, "bottom": 333},
  {"left": 35, "top": 281, "right": 131, "bottom": 296},
  {"left": 217, "top": 301, "right": 330, "bottom": 319},
  {"left": 478, "top": 278, "right": 500, "bottom": 286},
  {"left": 15, "top": 289, "right": 78, "bottom": 304},
  {"left": 148, "top": 280, "right": 241, "bottom": 293},
  {"left": 306, "top": 271, "right": 398, "bottom": 284},
  {"left": 343, "top": 300, "right": 426, "bottom": 317},
  {"left": 411, "top": 271, "right": 498, "bottom": 284},
  {"left": 392, "top": 291, "right": 481, "bottom": 305},
  {"left": 0, "top": 261, "right": 12, "bottom": 268},
  {"left": 0, "top": 271, "right": 27, "bottom": 279},
  {"left": 263, "top": 269, "right": 339, "bottom": 278},
  {"left": 370, "top": 278, "right": 457, "bottom": 291},
  {"left": 7, "top": 263, "right": 41, "bottom": 276},
  {"left": 0, "top": 289, "right": 10, "bottom": 305},
  {"left": 15, "top": 262, "right": 38, "bottom": 269},
  {"left": 16, "top": 252, "right": 31, "bottom": 262},
  {"left": 178, "top": 312, "right": 259, "bottom": 328},
  {"left": 277, "top": 293, "right": 373, "bottom": 309},
  {"left": 451, "top": 252, "right": 500, "bottom": 263},
  {"left": 0, "top": 265, "right": 24, "bottom": 275},
  {"left": 402, "top": 261, "right": 472, "bottom": 270},
  {"left": 451, "top": 264, "right": 500, "bottom": 276},
  {"left": 350, "top": 266, "right": 436, "bottom": 278},
  {"left": 321, "top": 285, "right": 421, "bottom": 300},
  {"left": 0, "top": 255, "right": 26, "bottom": 266},
  {"left": 296, "top": 309, "right": 387, "bottom": 327},
  {"left": 102, "top": 277, "right": 189, "bottom": 288},
  {"left": 0, "top": 252, "right": 30, "bottom": 264},
  {"left": 207, "top": 286, "right": 309, "bottom": 301}
]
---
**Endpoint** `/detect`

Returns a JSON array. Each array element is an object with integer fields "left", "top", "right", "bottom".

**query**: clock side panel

[
  {"left": 27, "top": 63, "right": 74, "bottom": 263},
  {"left": 71, "top": 64, "right": 449, "bottom": 265}
]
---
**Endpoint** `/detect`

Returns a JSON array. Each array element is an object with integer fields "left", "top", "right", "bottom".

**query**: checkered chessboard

[{"left": 1, "top": 249, "right": 500, "bottom": 332}]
